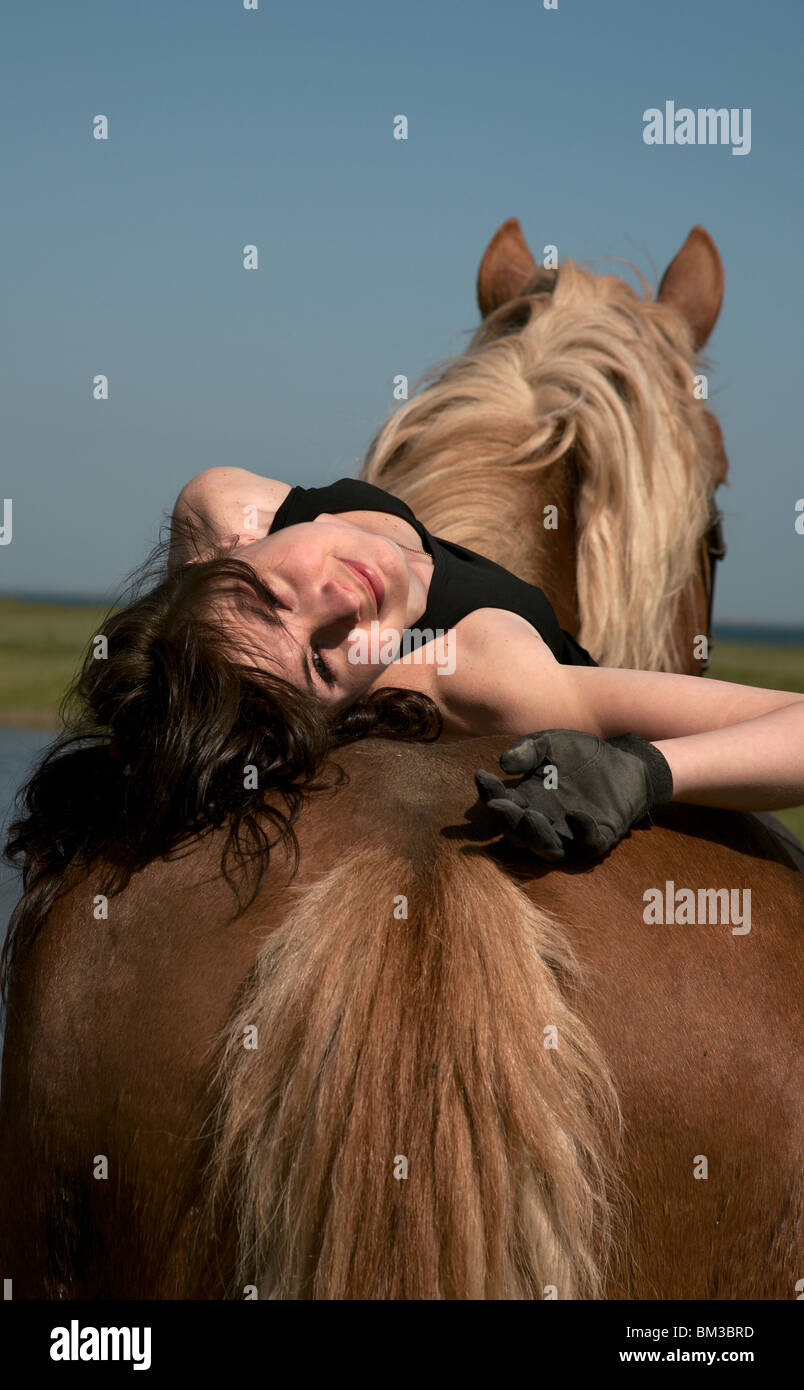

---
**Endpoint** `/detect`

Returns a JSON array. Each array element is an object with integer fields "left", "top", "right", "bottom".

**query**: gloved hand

[{"left": 474, "top": 729, "right": 674, "bottom": 862}]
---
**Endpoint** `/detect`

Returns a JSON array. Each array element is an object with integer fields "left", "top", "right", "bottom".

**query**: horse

[{"left": 1, "top": 223, "right": 802, "bottom": 1299}]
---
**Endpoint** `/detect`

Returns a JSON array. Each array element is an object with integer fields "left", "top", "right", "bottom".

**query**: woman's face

[{"left": 220, "top": 515, "right": 429, "bottom": 709}]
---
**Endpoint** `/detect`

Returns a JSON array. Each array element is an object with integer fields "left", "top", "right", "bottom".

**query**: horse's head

[
  {"left": 476, "top": 217, "right": 729, "bottom": 489},
  {"left": 362, "top": 221, "right": 730, "bottom": 676}
]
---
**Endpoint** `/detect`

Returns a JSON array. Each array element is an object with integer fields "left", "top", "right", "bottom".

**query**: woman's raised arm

[{"left": 168, "top": 468, "right": 290, "bottom": 571}]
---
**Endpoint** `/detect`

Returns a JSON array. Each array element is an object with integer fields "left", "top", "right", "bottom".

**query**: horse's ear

[
  {"left": 657, "top": 225, "right": 724, "bottom": 351},
  {"left": 477, "top": 217, "right": 539, "bottom": 318}
]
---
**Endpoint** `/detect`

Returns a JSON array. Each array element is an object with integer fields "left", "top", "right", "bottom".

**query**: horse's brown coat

[{"left": 1, "top": 738, "right": 801, "bottom": 1297}]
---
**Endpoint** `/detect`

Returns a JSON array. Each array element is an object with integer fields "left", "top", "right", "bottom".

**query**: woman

[
  {"left": 5, "top": 465, "right": 804, "bottom": 969},
  {"left": 171, "top": 467, "right": 804, "bottom": 845}
]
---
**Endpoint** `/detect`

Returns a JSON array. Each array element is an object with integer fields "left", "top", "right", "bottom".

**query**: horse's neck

[{"left": 395, "top": 466, "right": 581, "bottom": 632}]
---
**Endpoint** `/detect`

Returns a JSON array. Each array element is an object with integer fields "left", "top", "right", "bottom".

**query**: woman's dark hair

[{"left": 1, "top": 521, "right": 442, "bottom": 1003}]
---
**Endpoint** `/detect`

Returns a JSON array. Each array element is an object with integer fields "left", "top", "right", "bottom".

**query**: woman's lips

[{"left": 339, "top": 558, "right": 385, "bottom": 615}]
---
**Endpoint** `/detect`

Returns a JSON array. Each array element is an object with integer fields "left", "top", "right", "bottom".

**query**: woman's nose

[{"left": 317, "top": 574, "right": 364, "bottom": 623}]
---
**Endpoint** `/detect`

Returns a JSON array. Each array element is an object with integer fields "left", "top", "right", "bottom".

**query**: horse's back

[
  {"left": 1, "top": 738, "right": 802, "bottom": 1297},
  {"left": 536, "top": 804, "right": 804, "bottom": 1298}
]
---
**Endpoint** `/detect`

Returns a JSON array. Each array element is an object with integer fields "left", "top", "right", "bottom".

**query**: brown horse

[{"left": 1, "top": 224, "right": 802, "bottom": 1299}]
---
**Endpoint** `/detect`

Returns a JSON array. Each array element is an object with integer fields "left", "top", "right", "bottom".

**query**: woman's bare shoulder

[
  {"left": 436, "top": 608, "right": 561, "bottom": 735},
  {"left": 453, "top": 606, "right": 556, "bottom": 651},
  {"left": 367, "top": 607, "right": 571, "bottom": 736}
]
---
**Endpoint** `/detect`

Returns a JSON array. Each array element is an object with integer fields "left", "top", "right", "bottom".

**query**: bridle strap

[{"left": 698, "top": 503, "right": 727, "bottom": 673}]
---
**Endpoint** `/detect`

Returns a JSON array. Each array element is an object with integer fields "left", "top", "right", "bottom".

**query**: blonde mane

[{"left": 360, "top": 257, "right": 720, "bottom": 670}]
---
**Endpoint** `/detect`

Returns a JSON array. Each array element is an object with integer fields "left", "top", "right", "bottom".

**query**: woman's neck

[{"left": 312, "top": 507, "right": 429, "bottom": 558}]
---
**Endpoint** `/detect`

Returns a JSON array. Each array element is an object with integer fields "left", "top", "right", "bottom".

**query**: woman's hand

[{"left": 474, "top": 729, "right": 674, "bottom": 861}]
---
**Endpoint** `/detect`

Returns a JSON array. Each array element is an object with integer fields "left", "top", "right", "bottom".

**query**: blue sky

[{"left": 1, "top": 0, "right": 802, "bottom": 622}]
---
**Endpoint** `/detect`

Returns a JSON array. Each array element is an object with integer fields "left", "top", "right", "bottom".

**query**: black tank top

[{"left": 268, "top": 477, "right": 598, "bottom": 667}]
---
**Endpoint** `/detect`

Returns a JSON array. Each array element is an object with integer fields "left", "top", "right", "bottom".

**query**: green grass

[
  {"left": 705, "top": 638, "right": 804, "bottom": 696},
  {"left": 0, "top": 597, "right": 111, "bottom": 725},
  {"left": 1, "top": 596, "right": 802, "bottom": 839},
  {"left": 705, "top": 639, "right": 804, "bottom": 841}
]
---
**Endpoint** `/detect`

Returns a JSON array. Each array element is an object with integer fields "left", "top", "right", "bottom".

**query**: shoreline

[{"left": 0, "top": 712, "right": 62, "bottom": 731}]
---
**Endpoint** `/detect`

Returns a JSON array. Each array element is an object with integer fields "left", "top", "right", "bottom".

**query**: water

[
  {"left": 0, "top": 727, "right": 55, "bottom": 1055},
  {"left": 713, "top": 623, "right": 804, "bottom": 647},
  {"left": 0, "top": 728, "right": 54, "bottom": 928}
]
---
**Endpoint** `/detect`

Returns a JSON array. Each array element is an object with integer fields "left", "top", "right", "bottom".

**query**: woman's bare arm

[
  {"left": 441, "top": 612, "right": 804, "bottom": 811},
  {"left": 566, "top": 664, "right": 804, "bottom": 808},
  {"left": 168, "top": 468, "right": 290, "bottom": 571}
]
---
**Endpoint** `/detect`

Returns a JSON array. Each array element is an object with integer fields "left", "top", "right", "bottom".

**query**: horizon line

[{"left": 0, "top": 589, "right": 802, "bottom": 637}]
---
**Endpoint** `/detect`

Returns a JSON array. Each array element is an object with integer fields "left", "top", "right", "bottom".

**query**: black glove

[{"left": 474, "top": 729, "right": 674, "bottom": 862}]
